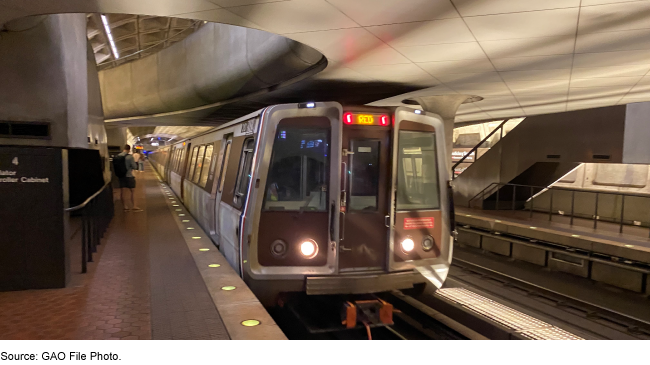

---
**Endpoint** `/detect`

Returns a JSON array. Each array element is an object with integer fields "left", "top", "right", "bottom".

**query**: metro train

[{"left": 150, "top": 102, "right": 454, "bottom": 306}]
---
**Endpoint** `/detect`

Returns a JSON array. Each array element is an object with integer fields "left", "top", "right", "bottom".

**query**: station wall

[{"left": 528, "top": 163, "right": 650, "bottom": 226}]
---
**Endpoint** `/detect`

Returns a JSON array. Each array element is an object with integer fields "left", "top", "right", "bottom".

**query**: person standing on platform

[
  {"left": 113, "top": 145, "right": 143, "bottom": 212},
  {"left": 133, "top": 149, "right": 141, "bottom": 173},
  {"left": 138, "top": 150, "right": 145, "bottom": 172}
]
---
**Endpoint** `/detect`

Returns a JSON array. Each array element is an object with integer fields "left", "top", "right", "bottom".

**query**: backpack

[{"left": 113, "top": 154, "right": 127, "bottom": 178}]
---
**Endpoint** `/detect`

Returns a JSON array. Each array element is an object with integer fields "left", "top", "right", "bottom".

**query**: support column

[{"left": 0, "top": 14, "right": 92, "bottom": 290}]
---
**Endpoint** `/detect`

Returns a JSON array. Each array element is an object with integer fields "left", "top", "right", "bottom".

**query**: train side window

[
  {"left": 199, "top": 145, "right": 214, "bottom": 188},
  {"left": 263, "top": 127, "right": 329, "bottom": 212},
  {"left": 207, "top": 142, "right": 219, "bottom": 183},
  {"left": 233, "top": 138, "right": 256, "bottom": 208},
  {"left": 193, "top": 145, "right": 206, "bottom": 184},
  {"left": 396, "top": 131, "right": 440, "bottom": 210},
  {"left": 179, "top": 149, "right": 186, "bottom": 173},
  {"left": 187, "top": 146, "right": 199, "bottom": 180},
  {"left": 217, "top": 140, "right": 232, "bottom": 193},
  {"left": 172, "top": 150, "right": 178, "bottom": 172}
]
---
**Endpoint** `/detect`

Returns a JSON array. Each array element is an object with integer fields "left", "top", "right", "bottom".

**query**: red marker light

[
  {"left": 380, "top": 115, "right": 389, "bottom": 126},
  {"left": 343, "top": 112, "right": 353, "bottom": 125}
]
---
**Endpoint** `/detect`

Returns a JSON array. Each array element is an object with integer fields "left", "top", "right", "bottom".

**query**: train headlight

[
  {"left": 300, "top": 239, "right": 318, "bottom": 259},
  {"left": 422, "top": 236, "right": 435, "bottom": 252},
  {"left": 271, "top": 239, "right": 287, "bottom": 257},
  {"left": 400, "top": 238, "right": 415, "bottom": 253}
]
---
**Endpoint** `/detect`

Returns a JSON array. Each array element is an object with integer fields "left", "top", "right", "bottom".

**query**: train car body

[{"left": 150, "top": 102, "right": 453, "bottom": 305}]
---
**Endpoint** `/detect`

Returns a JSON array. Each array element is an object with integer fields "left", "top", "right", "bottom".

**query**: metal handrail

[
  {"left": 467, "top": 181, "right": 650, "bottom": 236},
  {"left": 451, "top": 119, "right": 509, "bottom": 179},
  {"left": 64, "top": 180, "right": 114, "bottom": 273},
  {"left": 65, "top": 181, "right": 111, "bottom": 212},
  {"left": 469, "top": 182, "right": 650, "bottom": 205}
]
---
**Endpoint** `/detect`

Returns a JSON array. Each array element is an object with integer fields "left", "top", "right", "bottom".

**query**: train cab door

[
  {"left": 339, "top": 118, "right": 391, "bottom": 272},
  {"left": 180, "top": 143, "right": 191, "bottom": 202},
  {"left": 389, "top": 108, "right": 452, "bottom": 289}
]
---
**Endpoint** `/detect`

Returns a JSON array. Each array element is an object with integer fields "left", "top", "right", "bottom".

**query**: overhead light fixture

[
  {"left": 100, "top": 14, "right": 119, "bottom": 59},
  {"left": 414, "top": 110, "right": 422, "bottom": 114}
]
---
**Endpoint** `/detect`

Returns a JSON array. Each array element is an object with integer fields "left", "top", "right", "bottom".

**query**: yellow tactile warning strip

[
  {"left": 155, "top": 177, "right": 287, "bottom": 340},
  {"left": 436, "top": 288, "right": 583, "bottom": 340}
]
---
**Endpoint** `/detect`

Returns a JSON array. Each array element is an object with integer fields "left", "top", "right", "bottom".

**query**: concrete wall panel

[
  {"left": 100, "top": 65, "right": 139, "bottom": 118},
  {"left": 157, "top": 41, "right": 208, "bottom": 112},
  {"left": 0, "top": 14, "right": 92, "bottom": 148},
  {"left": 60, "top": 14, "right": 90, "bottom": 149},
  {"left": 131, "top": 55, "right": 166, "bottom": 114},
  {"left": 591, "top": 262, "right": 644, "bottom": 293}
]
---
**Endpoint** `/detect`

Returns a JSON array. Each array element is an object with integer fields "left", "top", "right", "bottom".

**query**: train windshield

[
  {"left": 264, "top": 126, "right": 329, "bottom": 212},
  {"left": 396, "top": 131, "right": 440, "bottom": 210}
]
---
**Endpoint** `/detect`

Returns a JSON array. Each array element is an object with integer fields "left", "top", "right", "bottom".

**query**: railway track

[
  {"left": 270, "top": 250, "right": 650, "bottom": 340},
  {"left": 269, "top": 292, "right": 472, "bottom": 340},
  {"left": 443, "top": 257, "right": 650, "bottom": 340}
]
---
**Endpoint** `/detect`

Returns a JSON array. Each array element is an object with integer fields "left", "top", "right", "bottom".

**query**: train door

[
  {"left": 164, "top": 148, "right": 173, "bottom": 182},
  {"left": 180, "top": 143, "right": 191, "bottom": 202},
  {"left": 212, "top": 134, "right": 232, "bottom": 243},
  {"left": 339, "top": 122, "right": 391, "bottom": 272}
]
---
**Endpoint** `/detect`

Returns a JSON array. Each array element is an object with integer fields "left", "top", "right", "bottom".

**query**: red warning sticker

[{"left": 403, "top": 217, "right": 434, "bottom": 230}]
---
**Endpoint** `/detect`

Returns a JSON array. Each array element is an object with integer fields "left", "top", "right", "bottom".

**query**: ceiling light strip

[{"left": 100, "top": 14, "right": 119, "bottom": 59}]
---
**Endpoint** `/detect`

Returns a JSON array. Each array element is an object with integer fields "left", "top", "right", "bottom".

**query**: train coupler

[{"left": 341, "top": 299, "right": 394, "bottom": 329}]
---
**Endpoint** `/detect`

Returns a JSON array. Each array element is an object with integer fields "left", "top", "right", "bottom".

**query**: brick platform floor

[{"left": 0, "top": 165, "right": 227, "bottom": 340}]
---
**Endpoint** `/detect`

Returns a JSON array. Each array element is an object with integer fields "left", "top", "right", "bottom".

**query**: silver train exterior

[{"left": 150, "top": 102, "right": 453, "bottom": 305}]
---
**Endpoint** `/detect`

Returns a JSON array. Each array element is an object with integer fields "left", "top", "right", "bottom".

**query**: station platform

[
  {"left": 456, "top": 207, "right": 650, "bottom": 261},
  {"left": 454, "top": 207, "right": 650, "bottom": 297},
  {"left": 0, "top": 165, "right": 286, "bottom": 340}
]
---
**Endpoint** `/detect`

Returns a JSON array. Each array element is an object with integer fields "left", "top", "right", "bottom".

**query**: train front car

[{"left": 242, "top": 102, "right": 453, "bottom": 305}]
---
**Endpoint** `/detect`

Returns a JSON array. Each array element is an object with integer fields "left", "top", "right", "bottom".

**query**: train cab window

[
  {"left": 193, "top": 145, "right": 206, "bottom": 184},
  {"left": 263, "top": 128, "right": 329, "bottom": 212},
  {"left": 234, "top": 138, "right": 256, "bottom": 208},
  {"left": 217, "top": 140, "right": 232, "bottom": 193},
  {"left": 199, "top": 144, "right": 214, "bottom": 188},
  {"left": 396, "top": 131, "right": 440, "bottom": 210},
  {"left": 349, "top": 140, "right": 380, "bottom": 211},
  {"left": 188, "top": 146, "right": 199, "bottom": 180}
]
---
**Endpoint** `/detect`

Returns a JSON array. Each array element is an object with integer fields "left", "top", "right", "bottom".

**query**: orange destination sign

[{"left": 343, "top": 112, "right": 390, "bottom": 126}]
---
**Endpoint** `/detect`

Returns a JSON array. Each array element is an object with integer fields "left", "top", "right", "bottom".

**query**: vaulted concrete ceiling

[
  {"left": 4, "top": 0, "right": 650, "bottom": 123},
  {"left": 86, "top": 14, "right": 202, "bottom": 70},
  {"left": 127, "top": 125, "right": 214, "bottom": 146}
]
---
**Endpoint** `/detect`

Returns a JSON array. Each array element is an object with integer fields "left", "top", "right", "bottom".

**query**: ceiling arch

[{"left": 3, "top": 0, "right": 650, "bottom": 122}]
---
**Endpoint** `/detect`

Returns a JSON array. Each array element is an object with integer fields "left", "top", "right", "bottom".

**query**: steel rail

[{"left": 451, "top": 256, "right": 650, "bottom": 330}]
